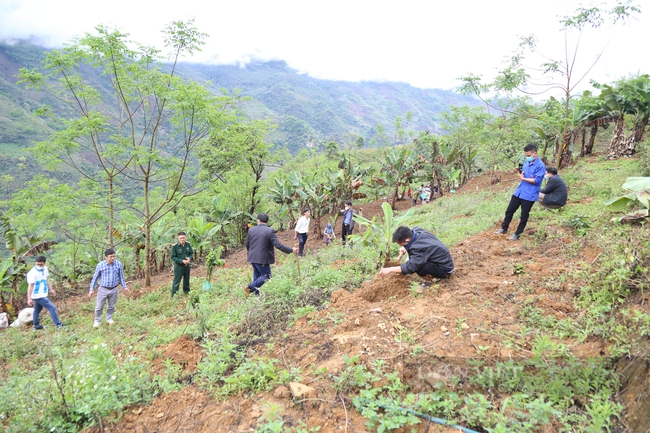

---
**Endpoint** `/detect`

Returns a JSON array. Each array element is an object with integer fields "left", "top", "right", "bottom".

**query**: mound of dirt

[
  {"left": 151, "top": 335, "right": 202, "bottom": 377},
  {"left": 355, "top": 272, "right": 415, "bottom": 302}
]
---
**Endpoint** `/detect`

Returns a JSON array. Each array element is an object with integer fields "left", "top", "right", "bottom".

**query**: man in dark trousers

[
  {"left": 244, "top": 213, "right": 297, "bottom": 297},
  {"left": 379, "top": 226, "right": 454, "bottom": 285},
  {"left": 538, "top": 167, "right": 568, "bottom": 210},
  {"left": 495, "top": 143, "right": 546, "bottom": 240},
  {"left": 341, "top": 201, "right": 355, "bottom": 245},
  {"left": 171, "top": 231, "right": 193, "bottom": 297}
]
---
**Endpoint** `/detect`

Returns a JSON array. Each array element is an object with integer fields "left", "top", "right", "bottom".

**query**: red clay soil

[{"left": 83, "top": 201, "right": 624, "bottom": 433}]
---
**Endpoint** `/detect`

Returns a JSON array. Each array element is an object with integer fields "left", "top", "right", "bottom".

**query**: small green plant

[
  {"left": 564, "top": 213, "right": 590, "bottom": 236},
  {"left": 256, "top": 401, "right": 285, "bottom": 433}
]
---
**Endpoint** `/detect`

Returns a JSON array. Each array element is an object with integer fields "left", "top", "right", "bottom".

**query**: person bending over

[{"left": 379, "top": 226, "right": 454, "bottom": 284}]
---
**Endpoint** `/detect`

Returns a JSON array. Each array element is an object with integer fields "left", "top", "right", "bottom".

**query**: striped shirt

[{"left": 89, "top": 260, "right": 127, "bottom": 292}]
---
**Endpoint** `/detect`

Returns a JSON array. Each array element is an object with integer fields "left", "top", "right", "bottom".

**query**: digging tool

[{"left": 294, "top": 244, "right": 302, "bottom": 283}]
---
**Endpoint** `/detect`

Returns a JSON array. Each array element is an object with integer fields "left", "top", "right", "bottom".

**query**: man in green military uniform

[{"left": 171, "top": 231, "right": 193, "bottom": 296}]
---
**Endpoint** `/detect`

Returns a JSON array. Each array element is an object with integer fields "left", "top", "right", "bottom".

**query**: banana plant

[
  {"left": 604, "top": 177, "right": 650, "bottom": 222},
  {"left": 375, "top": 147, "right": 421, "bottom": 210},
  {"left": 187, "top": 214, "right": 221, "bottom": 260},
  {"left": 296, "top": 177, "right": 330, "bottom": 236},
  {"left": 209, "top": 196, "right": 243, "bottom": 248},
  {"left": 267, "top": 177, "right": 299, "bottom": 228},
  {"left": 349, "top": 202, "right": 418, "bottom": 267}
]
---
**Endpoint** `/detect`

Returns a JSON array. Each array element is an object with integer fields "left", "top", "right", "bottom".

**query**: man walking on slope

[
  {"left": 495, "top": 144, "right": 546, "bottom": 240},
  {"left": 27, "top": 256, "right": 63, "bottom": 330},
  {"left": 245, "top": 213, "right": 298, "bottom": 297},
  {"left": 294, "top": 208, "right": 311, "bottom": 257}
]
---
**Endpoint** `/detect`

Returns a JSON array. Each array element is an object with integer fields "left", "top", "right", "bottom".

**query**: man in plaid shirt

[{"left": 88, "top": 248, "right": 129, "bottom": 328}]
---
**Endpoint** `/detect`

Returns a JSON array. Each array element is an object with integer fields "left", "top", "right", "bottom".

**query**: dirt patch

[
  {"left": 151, "top": 335, "right": 203, "bottom": 376},
  {"left": 355, "top": 273, "right": 415, "bottom": 302}
]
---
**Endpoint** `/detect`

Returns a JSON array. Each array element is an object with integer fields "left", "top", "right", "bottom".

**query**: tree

[
  {"left": 19, "top": 21, "right": 243, "bottom": 286},
  {"left": 376, "top": 147, "right": 420, "bottom": 210},
  {"left": 440, "top": 105, "right": 489, "bottom": 186},
  {"left": 0, "top": 174, "right": 14, "bottom": 200},
  {"left": 370, "top": 124, "right": 390, "bottom": 148},
  {"left": 594, "top": 74, "right": 650, "bottom": 158},
  {"left": 350, "top": 202, "right": 418, "bottom": 267},
  {"left": 459, "top": 1, "right": 640, "bottom": 168}
]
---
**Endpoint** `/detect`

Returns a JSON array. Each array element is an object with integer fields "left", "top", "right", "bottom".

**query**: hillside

[
  {"left": 2, "top": 155, "right": 649, "bottom": 433},
  {"left": 0, "top": 41, "right": 478, "bottom": 180}
]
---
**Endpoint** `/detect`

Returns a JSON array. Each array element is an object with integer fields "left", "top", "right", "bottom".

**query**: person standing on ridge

[
  {"left": 341, "top": 201, "right": 355, "bottom": 245},
  {"left": 171, "top": 231, "right": 193, "bottom": 297},
  {"left": 495, "top": 144, "right": 546, "bottom": 240}
]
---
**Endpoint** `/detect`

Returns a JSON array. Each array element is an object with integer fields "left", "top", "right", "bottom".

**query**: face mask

[
  {"left": 36, "top": 265, "right": 45, "bottom": 271},
  {"left": 525, "top": 156, "right": 535, "bottom": 162},
  {"left": 544, "top": 175, "right": 549, "bottom": 180}
]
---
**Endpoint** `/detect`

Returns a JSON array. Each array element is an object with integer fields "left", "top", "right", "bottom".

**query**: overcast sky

[{"left": 1, "top": 0, "right": 647, "bottom": 94}]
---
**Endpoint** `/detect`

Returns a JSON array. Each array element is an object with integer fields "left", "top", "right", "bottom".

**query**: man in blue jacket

[
  {"left": 244, "top": 213, "right": 298, "bottom": 296},
  {"left": 379, "top": 226, "right": 454, "bottom": 285},
  {"left": 495, "top": 144, "right": 546, "bottom": 240}
]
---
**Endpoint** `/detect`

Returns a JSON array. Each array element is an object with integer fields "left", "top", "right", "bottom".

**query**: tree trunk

[
  {"left": 633, "top": 114, "right": 649, "bottom": 143},
  {"left": 579, "top": 129, "right": 586, "bottom": 157},
  {"left": 108, "top": 177, "right": 114, "bottom": 248},
  {"left": 144, "top": 177, "right": 152, "bottom": 287},
  {"left": 556, "top": 131, "right": 573, "bottom": 169},
  {"left": 391, "top": 183, "right": 399, "bottom": 210},
  {"left": 585, "top": 125, "right": 598, "bottom": 155},
  {"left": 608, "top": 116, "right": 630, "bottom": 159}
]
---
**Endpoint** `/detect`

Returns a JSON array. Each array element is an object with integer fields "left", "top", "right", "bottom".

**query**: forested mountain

[{"left": 0, "top": 40, "right": 478, "bottom": 180}]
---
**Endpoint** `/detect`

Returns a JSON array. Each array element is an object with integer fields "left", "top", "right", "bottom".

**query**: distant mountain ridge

[
  {"left": 0, "top": 41, "right": 478, "bottom": 180},
  {"left": 179, "top": 60, "right": 479, "bottom": 151}
]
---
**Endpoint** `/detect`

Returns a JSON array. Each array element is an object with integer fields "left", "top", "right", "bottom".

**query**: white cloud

[{"left": 1, "top": 0, "right": 647, "bottom": 92}]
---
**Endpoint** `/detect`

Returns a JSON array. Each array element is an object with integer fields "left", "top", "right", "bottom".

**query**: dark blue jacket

[
  {"left": 245, "top": 224, "right": 293, "bottom": 264},
  {"left": 400, "top": 227, "right": 454, "bottom": 275}
]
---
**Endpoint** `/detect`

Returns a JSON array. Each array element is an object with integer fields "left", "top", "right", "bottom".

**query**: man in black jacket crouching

[
  {"left": 379, "top": 226, "right": 454, "bottom": 285},
  {"left": 538, "top": 167, "right": 568, "bottom": 210}
]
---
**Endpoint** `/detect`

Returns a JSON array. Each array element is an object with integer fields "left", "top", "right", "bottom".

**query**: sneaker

[
  {"left": 509, "top": 233, "right": 520, "bottom": 241},
  {"left": 495, "top": 229, "right": 506, "bottom": 234},
  {"left": 244, "top": 286, "right": 251, "bottom": 298},
  {"left": 56, "top": 323, "right": 63, "bottom": 330},
  {"left": 106, "top": 319, "right": 114, "bottom": 325},
  {"left": 33, "top": 324, "right": 44, "bottom": 330},
  {"left": 93, "top": 321, "right": 101, "bottom": 328}
]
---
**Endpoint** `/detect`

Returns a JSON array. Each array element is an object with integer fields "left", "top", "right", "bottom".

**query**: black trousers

[
  {"left": 417, "top": 262, "right": 451, "bottom": 279},
  {"left": 341, "top": 223, "right": 352, "bottom": 245},
  {"left": 501, "top": 195, "right": 535, "bottom": 235},
  {"left": 297, "top": 232, "right": 308, "bottom": 256}
]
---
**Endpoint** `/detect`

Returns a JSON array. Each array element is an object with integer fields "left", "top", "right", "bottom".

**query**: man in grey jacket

[
  {"left": 538, "top": 167, "right": 568, "bottom": 210},
  {"left": 244, "top": 213, "right": 297, "bottom": 296},
  {"left": 379, "top": 226, "right": 454, "bottom": 285}
]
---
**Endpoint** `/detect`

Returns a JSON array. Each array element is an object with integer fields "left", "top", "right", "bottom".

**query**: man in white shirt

[
  {"left": 26, "top": 256, "right": 62, "bottom": 330},
  {"left": 294, "top": 208, "right": 311, "bottom": 257}
]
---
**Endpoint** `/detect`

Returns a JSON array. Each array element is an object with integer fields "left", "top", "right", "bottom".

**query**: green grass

[{"left": 1, "top": 156, "right": 648, "bottom": 432}]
